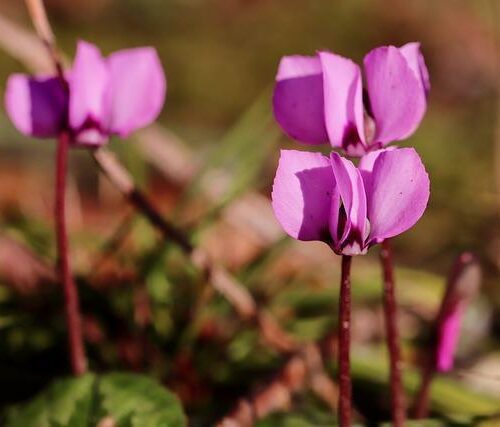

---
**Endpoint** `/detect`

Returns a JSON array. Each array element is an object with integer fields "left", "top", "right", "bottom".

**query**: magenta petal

[
  {"left": 319, "top": 51, "right": 365, "bottom": 154},
  {"left": 271, "top": 149, "right": 335, "bottom": 241},
  {"left": 358, "top": 147, "right": 397, "bottom": 192},
  {"left": 399, "top": 42, "right": 430, "bottom": 95},
  {"left": 5, "top": 74, "right": 67, "bottom": 138},
  {"left": 273, "top": 55, "right": 328, "bottom": 144},
  {"left": 366, "top": 148, "right": 430, "bottom": 243},
  {"left": 358, "top": 147, "right": 397, "bottom": 173},
  {"left": 69, "top": 40, "right": 108, "bottom": 131},
  {"left": 329, "top": 152, "right": 367, "bottom": 253},
  {"left": 105, "top": 47, "right": 166, "bottom": 137},
  {"left": 364, "top": 46, "right": 427, "bottom": 145},
  {"left": 436, "top": 306, "right": 464, "bottom": 372}
]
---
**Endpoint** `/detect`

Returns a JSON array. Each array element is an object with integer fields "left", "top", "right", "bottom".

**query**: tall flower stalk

[
  {"left": 338, "top": 255, "right": 352, "bottom": 425},
  {"left": 55, "top": 131, "right": 87, "bottom": 375},
  {"left": 380, "top": 239, "right": 405, "bottom": 426}
]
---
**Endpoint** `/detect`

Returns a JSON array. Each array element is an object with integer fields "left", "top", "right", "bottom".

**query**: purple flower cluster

[{"left": 271, "top": 43, "right": 431, "bottom": 255}]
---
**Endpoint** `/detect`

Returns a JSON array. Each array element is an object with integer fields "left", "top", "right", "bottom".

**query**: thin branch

[
  {"left": 24, "top": 0, "right": 66, "bottom": 79},
  {"left": 89, "top": 212, "right": 136, "bottom": 277},
  {"left": 92, "top": 147, "right": 296, "bottom": 351}
]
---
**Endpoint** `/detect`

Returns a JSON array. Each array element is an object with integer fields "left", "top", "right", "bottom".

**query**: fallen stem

[
  {"left": 55, "top": 132, "right": 87, "bottom": 375},
  {"left": 338, "top": 255, "right": 352, "bottom": 426},
  {"left": 380, "top": 239, "right": 406, "bottom": 426},
  {"left": 91, "top": 147, "right": 297, "bottom": 351}
]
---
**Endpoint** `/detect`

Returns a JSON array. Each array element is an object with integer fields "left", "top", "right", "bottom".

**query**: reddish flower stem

[
  {"left": 338, "top": 255, "right": 352, "bottom": 426},
  {"left": 55, "top": 131, "right": 87, "bottom": 375},
  {"left": 380, "top": 239, "right": 406, "bottom": 426},
  {"left": 413, "top": 363, "right": 434, "bottom": 419}
]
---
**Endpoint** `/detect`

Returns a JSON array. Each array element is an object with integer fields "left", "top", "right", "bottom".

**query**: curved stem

[
  {"left": 338, "top": 255, "right": 352, "bottom": 426},
  {"left": 55, "top": 132, "right": 87, "bottom": 375},
  {"left": 380, "top": 239, "right": 406, "bottom": 426}
]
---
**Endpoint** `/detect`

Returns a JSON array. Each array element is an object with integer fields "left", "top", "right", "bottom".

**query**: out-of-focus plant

[{"left": 4, "top": 0, "right": 166, "bottom": 378}]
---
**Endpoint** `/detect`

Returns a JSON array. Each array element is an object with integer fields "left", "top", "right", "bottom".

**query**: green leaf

[
  {"left": 4, "top": 374, "right": 95, "bottom": 427},
  {"left": 99, "top": 373, "right": 186, "bottom": 427},
  {"left": 3, "top": 372, "right": 186, "bottom": 427}
]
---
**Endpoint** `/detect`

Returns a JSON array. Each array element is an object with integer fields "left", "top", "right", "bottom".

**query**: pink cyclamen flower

[
  {"left": 273, "top": 43, "right": 429, "bottom": 156},
  {"left": 272, "top": 147, "right": 430, "bottom": 255},
  {"left": 5, "top": 40, "right": 166, "bottom": 146}
]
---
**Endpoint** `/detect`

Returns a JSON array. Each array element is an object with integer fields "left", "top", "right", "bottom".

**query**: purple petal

[
  {"left": 319, "top": 51, "right": 365, "bottom": 154},
  {"left": 4, "top": 74, "right": 67, "bottom": 138},
  {"left": 366, "top": 148, "right": 430, "bottom": 243},
  {"left": 273, "top": 55, "right": 328, "bottom": 144},
  {"left": 329, "top": 152, "right": 368, "bottom": 254},
  {"left": 436, "top": 306, "right": 464, "bottom": 372},
  {"left": 69, "top": 40, "right": 108, "bottom": 131},
  {"left": 364, "top": 46, "right": 427, "bottom": 145},
  {"left": 359, "top": 147, "right": 397, "bottom": 173},
  {"left": 271, "top": 149, "right": 336, "bottom": 241},
  {"left": 105, "top": 47, "right": 166, "bottom": 137},
  {"left": 399, "top": 42, "right": 430, "bottom": 95},
  {"left": 358, "top": 147, "right": 397, "bottom": 192}
]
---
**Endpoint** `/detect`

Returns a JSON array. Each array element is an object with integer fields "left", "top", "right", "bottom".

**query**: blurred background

[{"left": 0, "top": 0, "right": 498, "bottom": 425}]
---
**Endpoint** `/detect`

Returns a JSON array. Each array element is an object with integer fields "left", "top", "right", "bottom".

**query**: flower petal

[
  {"left": 329, "top": 152, "right": 367, "bottom": 254},
  {"left": 366, "top": 148, "right": 430, "bottom": 243},
  {"left": 105, "top": 47, "right": 166, "bottom": 136},
  {"left": 272, "top": 55, "right": 328, "bottom": 144},
  {"left": 358, "top": 146, "right": 397, "bottom": 192},
  {"left": 4, "top": 74, "right": 67, "bottom": 138},
  {"left": 399, "top": 42, "right": 430, "bottom": 95},
  {"left": 436, "top": 306, "right": 464, "bottom": 372},
  {"left": 319, "top": 51, "right": 365, "bottom": 154},
  {"left": 272, "top": 149, "right": 335, "bottom": 241},
  {"left": 364, "top": 46, "right": 427, "bottom": 145},
  {"left": 69, "top": 40, "right": 108, "bottom": 131}
]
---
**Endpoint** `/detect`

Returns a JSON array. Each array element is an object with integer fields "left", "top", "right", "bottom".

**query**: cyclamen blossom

[
  {"left": 272, "top": 147, "right": 430, "bottom": 255},
  {"left": 5, "top": 40, "right": 166, "bottom": 146},
  {"left": 273, "top": 43, "right": 429, "bottom": 156}
]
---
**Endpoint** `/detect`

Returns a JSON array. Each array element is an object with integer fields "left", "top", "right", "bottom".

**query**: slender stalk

[
  {"left": 380, "top": 239, "right": 406, "bottom": 426},
  {"left": 55, "top": 132, "right": 87, "bottom": 375},
  {"left": 413, "top": 364, "right": 434, "bottom": 419},
  {"left": 338, "top": 255, "right": 352, "bottom": 426}
]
